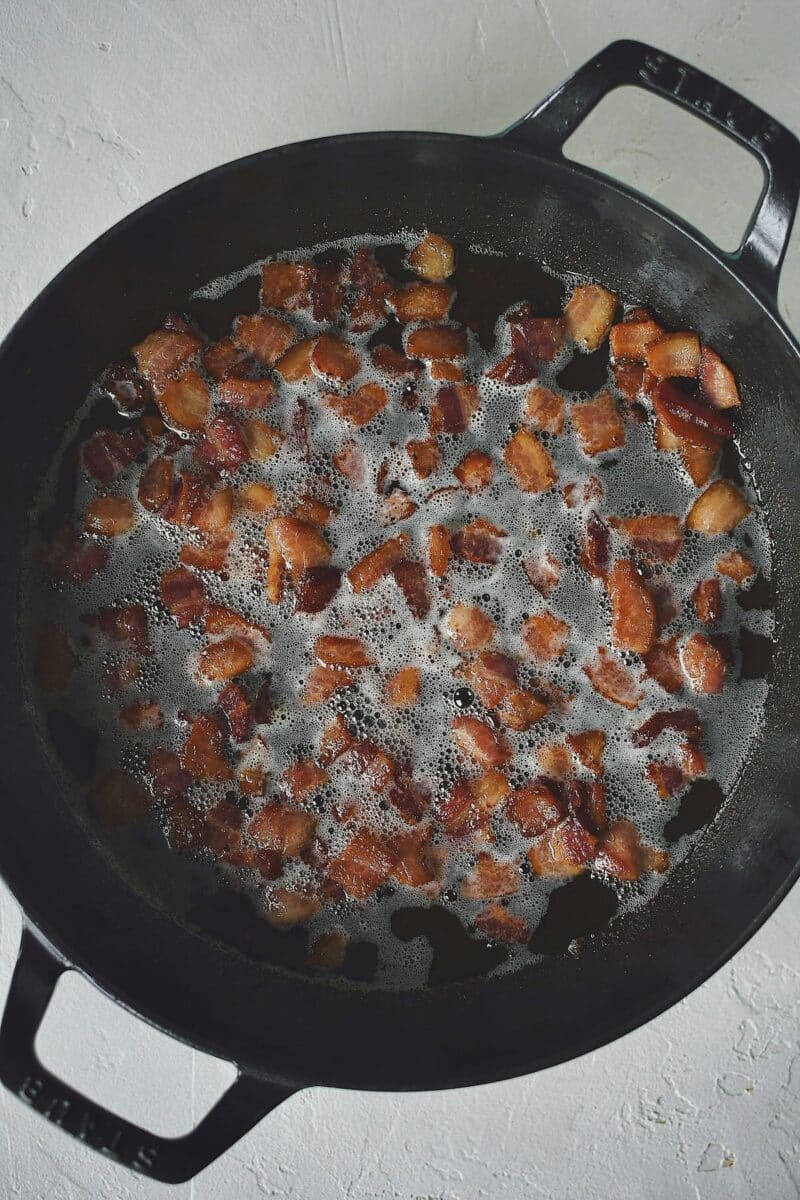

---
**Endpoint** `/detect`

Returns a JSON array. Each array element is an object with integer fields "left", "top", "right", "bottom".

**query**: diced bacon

[
  {"left": 524, "top": 385, "right": 565, "bottom": 433},
  {"left": 654, "top": 418, "right": 721, "bottom": 486},
  {"left": 496, "top": 688, "right": 548, "bottom": 732},
  {"left": 610, "top": 513, "right": 683, "bottom": 563},
  {"left": 311, "top": 333, "right": 360, "bottom": 383},
  {"left": 105, "top": 657, "right": 140, "bottom": 693},
  {"left": 451, "top": 716, "right": 511, "bottom": 767},
  {"left": 199, "top": 636, "right": 255, "bottom": 681},
  {"left": 562, "top": 475, "right": 605, "bottom": 509},
  {"left": 339, "top": 740, "right": 396, "bottom": 794},
  {"left": 391, "top": 281, "right": 453, "bottom": 323},
  {"left": 594, "top": 819, "right": 667, "bottom": 881},
  {"left": 682, "top": 741, "right": 708, "bottom": 778},
  {"left": 269, "top": 516, "right": 331, "bottom": 577},
  {"left": 309, "top": 261, "right": 344, "bottom": 322},
  {"left": 218, "top": 376, "right": 276, "bottom": 409},
  {"left": 428, "top": 524, "right": 451, "bottom": 578},
  {"left": 199, "top": 414, "right": 250, "bottom": 472},
  {"left": 504, "top": 427, "right": 557, "bottom": 493},
  {"left": 608, "top": 560, "right": 657, "bottom": 654},
  {"left": 160, "top": 566, "right": 205, "bottom": 627},
  {"left": 584, "top": 647, "right": 642, "bottom": 709},
  {"left": 139, "top": 414, "right": 177, "bottom": 446},
  {"left": 380, "top": 487, "right": 418, "bottom": 525},
  {"left": 347, "top": 276, "right": 392, "bottom": 331},
  {"left": 580, "top": 511, "right": 610, "bottom": 579},
  {"left": 650, "top": 578, "right": 678, "bottom": 629},
  {"left": 88, "top": 768, "right": 152, "bottom": 831},
  {"left": 294, "top": 565, "right": 342, "bottom": 613},
  {"left": 386, "top": 770, "right": 430, "bottom": 823},
  {"left": 162, "top": 473, "right": 206, "bottom": 527},
  {"left": 218, "top": 681, "right": 253, "bottom": 742},
  {"left": 158, "top": 368, "right": 211, "bottom": 432},
  {"left": 319, "top": 713, "right": 355, "bottom": 765},
  {"left": 646, "top": 331, "right": 701, "bottom": 378},
  {"left": 508, "top": 312, "right": 565, "bottom": 362},
  {"left": 203, "top": 337, "right": 250, "bottom": 382},
  {"left": 347, "top": 533, "right": 409, "bottom": 593},
  {"left": 453, "top": 449, "right": 493, "bottom": 492},
  {"left": 527, "top": 817, "right": 597, "bottom": 877},
  {"left": 119, "top": 699, "right": 163, "bottom": 732},
  {"left": 572, "top": 391, "right": 625, "bottom": 456},
  {"left": 652, "top": 380, "right": 734, "bottom": 448},
  {"left": 164, "top": 796, "right": 208, "bottom": 852},
  {"left": 82, "top": 427, "right": 145, "bottom": 484},
  {"left": 716, "top": 550, "right": 756, "bottom": 583},
  {"left": 693, "top": 578, "right": 722, "bottom": 624},
  {"left": 461, "top": 852, "right": 520, "bottom": 899},
  {"left": 34, "top": 623, "right": 75, "bottom": 694},
  {"left": 302, "top": 664, "right": 354, "bottom": 705},
  {"left": 430, "top": 360, "right": 464, "bottom": 381},
  {"left": 237, "top": 764, "right": 268, "bottom": 797},
  {"left": 521, "top": 609, "right": 570, "bottom": 661},
  {"left": 275, "top": 337, "right": 316, "bottom": 382},
  {"left": 452, "top": 517, "right": 507, "bottom": 565},
  {"left": 686, "top": 479, "right": 750, "bottom": 533},
  {"left": 408, "top": 233, "right": 455, "bottom": 281},
  {"left": 647, "top": 761, "right": 686, "bottom": 799},
  {"left": 439, "top": 770, "right": 509, "bottom": 838},
  {"left": 192, "top": 488, "right": 233, "bottom": 536},
  {"left": 84, "top": 496, "right": 135, "bottom": 536},
  {"left": 474, "top": 904, "right": 529, "bottom": 944},
  {"left": 261, "top": 259, "right": 315, "bottom": 309},
  {"left": 564, "top": 283, "right": 617, "bottom": 350},
  {"left": 643, "top": 636, "right": 684, "bottom": 693},
  {"left": 306, "top": 930, "right": 348, "bottom": 971},
  {"left": 332, "top": 440, "right": 365, "bottom": 483},
  {"left": 506, "top": 779, "right": 564, "bottom": 836},
  {"left": 567, "top": 730, "right": 606, "bottom": 774},
  {"left": 328, "top": 829, "right": 395, "bottom": 899},
  {"left": 391, "top": 559, "right": 431, "bottom": 618},
  {"left": 681, "top": 633, "right": 727, "bottom": 694},
  {"left": 443, "top": 603, "right": 495, "bottom": 651},
  {"left": 536, "top": 743, "right": 572, "bottom": 779},
  {"left": 698, "top": 346, "right": 741, "bottom": 409},
  {"left": 203, "top": 603, "right": 269, "bottom": 643},
  {"left": 428, "top": 384, "right": 478, "bottom": 435},
  {"left": 371, "top": 344, "right": 420, "bottom": 376},
  {"left": 132, "top": 328, "right": 202, "bottom": 393},
  {"left": 406, "top": 437, "right": 441, "bottom": 479},
  {"left": 486, "top": 351, "right": 538, "bottom": 385},
  {"left": 183, "top": 714, "right": 232, "bottom": 782},
  {"left": 389, "top": 826, "right": 441, "bottom": 888},
  {"left": 102, "top": 362, "right": 151, "bottom": 417},
  {"left": 85, "top": 603, "right": 152, "bottom": 654},
  {"left": 265, "top": 889, "right": 321, "bottom": 929},
  {"left": 149, "top": 747, "right": 192, "bottom": 800},
  {"left": 238, "top": 482, "right": 276, "bottom": 513},
  {"left": 315, "top": 635, "right": 373, "bottom": 668},
  {"left": 279, "top": 760, "right": 329, "bottom": 801},
  {"left": 609, "top": 319, "right": 662, "bottom": 362},
  {"left": 564, "top": 777, "right": 606, "bottom": 834},
  {"left": 523, "top": 551, "right": 562, "bottom": 596},
  {"left": 406, "top": 325, "right": 467, "bottom": 360},
  {"left": 325, "top": 382, "right": 388, "bottom": 426},
  {"left": 233, "top": 313, "right": 294, "bottom": 365},
  {"left": 384, "top": 666, "right": 420, "bottom": 707},
  {"left": 458, "top": 651, "right": 516, "bottom": 707},
  {"left": 138, "top": 456, "right": 173, "bottom": 512},
  {"left": 613, "top": 361, "right": 646, "bottom": 401},
  {"left": 294, "top": 492, "right": 332, "bottom": 527},
  {"left": 631, "top": 707, "right": 704, "bottom": 747}
]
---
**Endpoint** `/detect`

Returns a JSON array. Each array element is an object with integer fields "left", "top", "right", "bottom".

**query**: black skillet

[{"left": 1, "top": 40, "right": 799, "bottom": 1184}]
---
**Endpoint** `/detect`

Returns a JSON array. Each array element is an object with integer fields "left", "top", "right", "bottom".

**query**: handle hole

[
  {"left": 562, "top": 86, "right": 765, "bottom": 253},
  {"left": 34, "top": 971, "right": 236, "bottom": 1137}
]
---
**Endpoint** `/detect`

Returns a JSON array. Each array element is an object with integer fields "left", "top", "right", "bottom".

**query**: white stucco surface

[{"left": 2, "top": 2, "right": 800, "bottom": 1196}]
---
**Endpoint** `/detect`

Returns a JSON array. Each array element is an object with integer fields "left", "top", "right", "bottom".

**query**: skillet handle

[
  {"left": 503, "top": 39, "right": 800, "bottom": 304},
  {"left": 0, "top": 927, "right": 294, "bottom": 1184}
]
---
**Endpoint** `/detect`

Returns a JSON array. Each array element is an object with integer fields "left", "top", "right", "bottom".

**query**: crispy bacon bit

[
  {"left": 292, "top": 494, "right": 334, "bottom": 526},
  {"left": 183, "top": 714, "right": 231, "bottom": 781},
  {"left": 686, "top": 479, "right": 750, "bottom": 534},
  {"left": 203, "top": 337, "right": 248, "bottom": 382},
  {"left": 458, "top": 651, "right": 516, "bottom": 707},
  {"left": 454, "top": 449, "right": 494, "bottom": 492},
  {"left": 654, "top": 418, "right": 721, "bottom": 486},
  {"left": 524, "top": 385, "right": 565, "bottom": 434},
  {"left": 653, "top": 380, "right": 734, "bottom": 448},
  {"left": 632, "top": 707, "right": 704, "bottom": 747},
  {"left": 567, "top": 730, "right": 606, "bottom": 775},
  {"left": 443, "top": 603, "right": 495, "bottom": 652},
  {"left": 716, "top": 550, "right": 756, "bottom": 583},
  {"left": 319, "top": 713, "right": 354, "bottom": 765},
  {"left": 237, "top": 765, "right": 268, "bottom": 797},
  {"left": 613, "top": 361, "right": 646, "bottom": 402},
  {"left": 138, "top": 457, "right": 173, "bottom": 512},
  {"left": 347, "top": 533, "right": 409, "bottom": 593},
  {"left": 699, "top": 346, "right": 741, "bottom": 409},
  {"left": 162, "top": 473, "right": 205, "bottom": 527},
  {"left": 646, "top": 331, "right": 700, "bottom": 378},
  {"left": 508, "top": 312, "right": 565, "bottom": 362},
  {"left": 306, "top": 930, "right": 348, "bottom": 971},
  {"left": 406, "top": 437, "right": 441, "bottom": 479},
  {"left": 132, "top": 328, "right": 202, "bottom": 393},
  {"left": 149, "top": 747, "right": 192, "bottom": 800},
  {"left": 102, "top": 362, "right": 151, "bottom": 417},
  {"left": 647, "top": 761, "right": 686, "bottom": 799},
  {"left": 584, "top": 647, "right": 642, "bottom": 709},
  {"left": 85, "top": 604, "right": 152, "bottom": 655},
  {"left": 237, "top": 482, "right": 275, "bottom": 516},
  {"left": 609, "top": 319, "right": 662, "bottom": 362},
  {"left": 681, "top": 633, "right": 727, "bottom": 694},
  {"left": 82, "top": 427, "right": 145, "bottom": 484},
  {"left": 326, "top": 381, "right": 388, "bottom": 426},
  {"left": 302, "top": 665, "right": 354, "bottom": 705},
  {"left": 279, "top": 760, "right": 329, "bottom": 801},
  {"left": 451, "top": 716, "right": 511, "bottom": 767},
  {"left": 268, "top": 516, "right": 331, "bottom": 577},
  {"left": 564, "top": 284, "right": 617, "bottom": 351},
  {"left": 88, "top": 768, "right": 152, "bottom": 831},
  {"left": 310, "top": 261, "right": 344, "bottom": 322},
  {"left": 380, "top": 487, "right": 418, "bottom": 525},
  {"left": 391, "top": 559, "right": 431, "bottom": 618},
  {"left": 523, "top": 551, "right": 562, "bottom": 596},
  {"left": 564, "top": 777, "right": 606, "bottom": 834},
  {"left": 35, "top": 623, "right": 75, "bottom": 694},
  {"left": 160, "top": 567, "right": 205, "bottom": 627},
  {"left": 572, "top": 391, "right": 625, "bottom": 456},
  {"left": 261, "top": 260, "right": 315, "bottom": 310},
  {"left": 218, "top": 376, "right": 276, "bottom": 410},
  {"left": 392, "top": 281, "right": 453, "bottom": 323},
  {"left": 507, "top": 779, "right": 564, "bottom": 836},
  {"left": 332, "top": 440, "right": 365, "bottom": 483},
  {"left": 328, "top": 829, "right": 395, "bottom": 899},
  {"left": 406, "top": 325, "right": 467, "bottom": 360},
  {"left": 194, "top": 487, "right": 233, "bottom": 535},
  {"left": 233, "top": 313, "right": 294, "bottom": 365},
  {"left": 521, "top": 610, "right": 570, "bottom": 661},
  {"left": 580, "top": 511, "right": 611, "bottom": 579},
  {"left": 310, "top": 333, "right": 360, "bottom": 383},
  {"left": 693, "top": 578, "right": 722, "bottom": 624},
  {"left": 563, "top": 475, "right": 604, "bottom": 510},
  {"left": 474, "top": 904, "right": 529, "bottom": 944},
  {"left": 202, "top": 414, "right": 251, "bottom": 471},
  {"left": 408, "top": 233, "right": 455, "bottom": 281},
  {"left": 265, "top": 889, "right": 321, "bottom": 929},
  {"left": 371, "top": 344, "right": 420, "bottom": 376},
  {"left": 275, "top": 337, "right": 316, "bottom": 382},
  {"left": 203, "top": 603, "right": 269, "bottom": 643},
  {"left": 486, "top": 352, "right": 537, "bottom": 385},
  {"left": 158, "top": 368, "right": 211, "bottom": 432},
  {"left": 611, "top": 514, "right": 683, "bottom": 563},
  {"left": 536, "top": 743, "right": 572, "bottom": 779},
  {"left": 528, "top": 817, "right": 597, "bottom": 877},
  {"left": 84, "top": 496, "right": 135, "bottom": 537},
  {"left": 440, "top": 771, "right": 509, "bottom": 838},
  {"left": 504, "top": 427, "right": 557, "bottom": 493},
  {"left": 385, "top": 666, "right": 420, "bottom": 707},
  {"left": 294, "top": 565, "right": 342, "bottom": 614},
  {"left": 119, "top": 699, "right": 163, "bottom": 732},
  {"left": 643, "top": 636, "right": 684, "bottom": 693},
  {"left": 594, "top": 819, "right": 667, "bottom": 881},
  {"left": 428, "top": 383, "right": 478, "bottom": 435},
  {"left": 452, "top": 517, "right": 506, "bottom": 565},
  {"left": 315, "top": 635, "right": 373, "bottom": 668},
  {"left": 428, "top": 524, "right": 451, "bottom": 578},
  {"left": 461, "top": 852, "right": 519, "bottom": 899},
  {"left": 218, "top": 682, "right": 253, "bottom": 742},
  {"left": 199, "top": 636, "right": 255, "bottom": 681},
  {"left": 390, "top": 826, "right": 441, "bottom": 888},
  {"left": 682, "top": 740, "right": 708, "bottom": 778},
  {"left": 608, "top": 560, "right": 657, "bottom": 654}
]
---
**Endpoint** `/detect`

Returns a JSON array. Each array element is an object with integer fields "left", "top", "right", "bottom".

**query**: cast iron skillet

[{"left": 1, "top": 40, "right": 799, "bottom": 1184}]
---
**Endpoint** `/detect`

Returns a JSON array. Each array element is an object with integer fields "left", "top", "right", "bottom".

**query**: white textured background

[{"left": 2, "top": 2, "right": 800, "bottom": 1197}]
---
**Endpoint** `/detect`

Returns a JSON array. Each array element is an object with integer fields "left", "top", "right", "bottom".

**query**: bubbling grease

[{"left": 21, "top": 230, "right": 773, "bottom": 988}]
